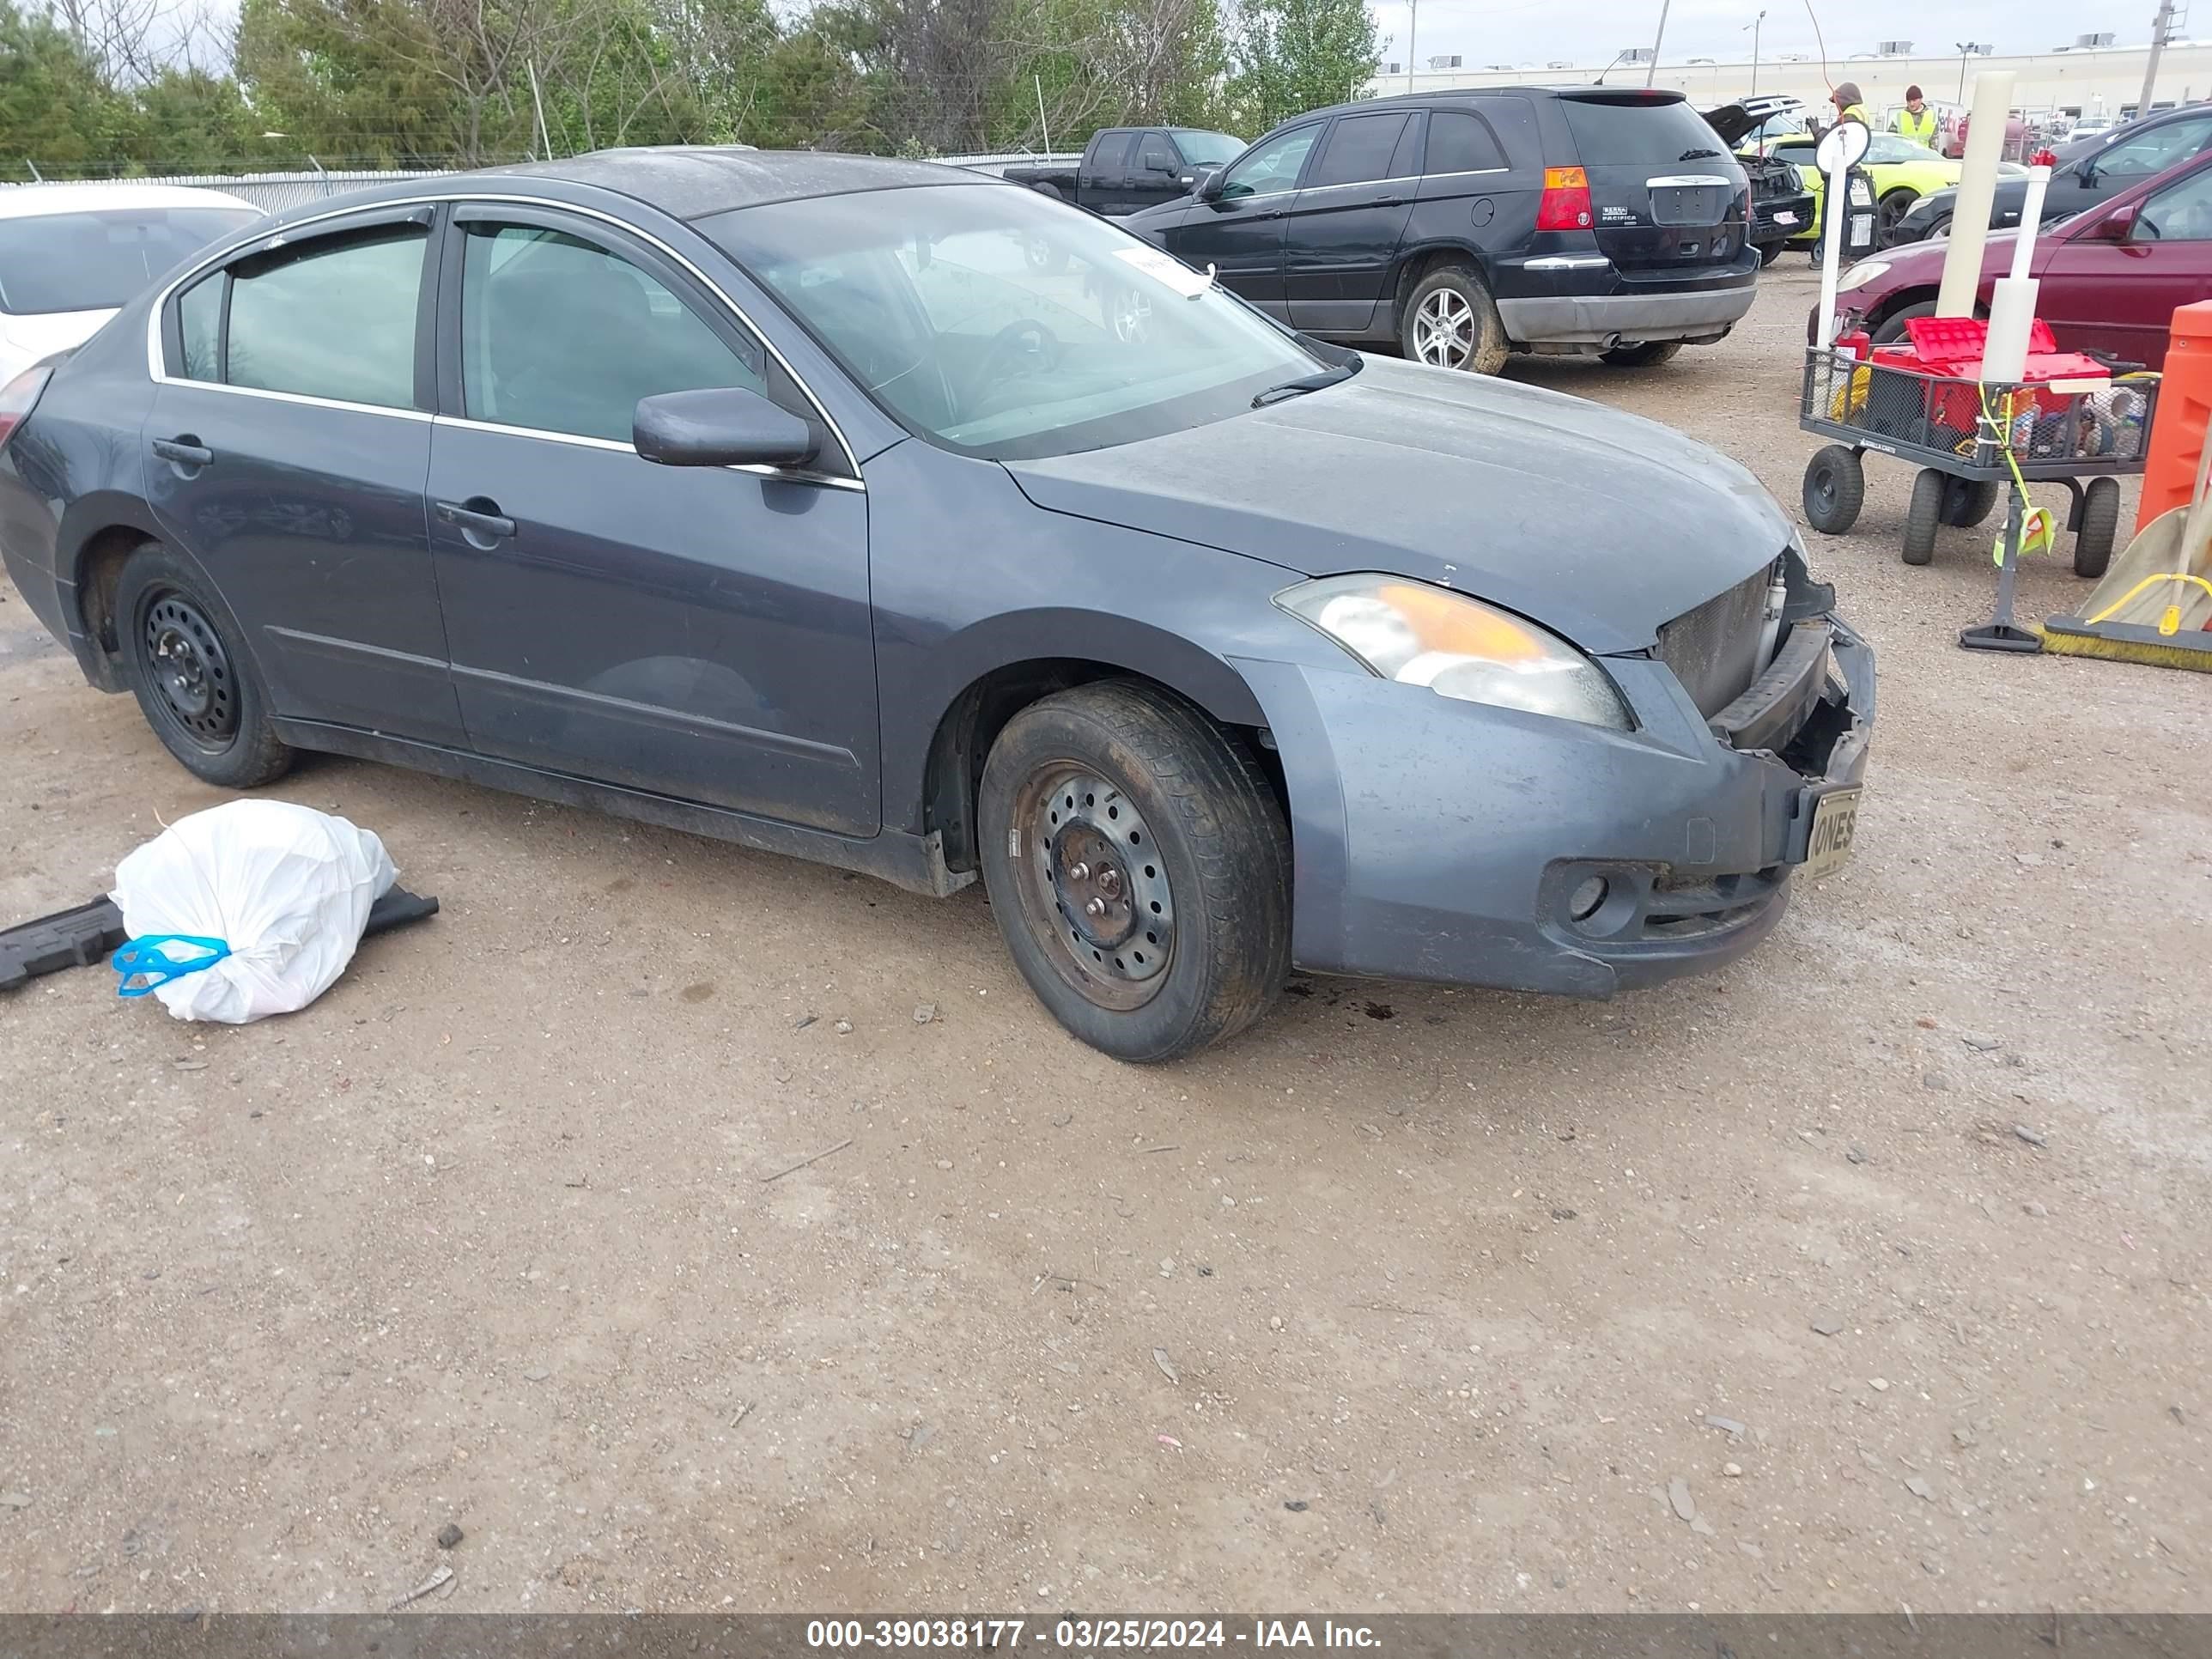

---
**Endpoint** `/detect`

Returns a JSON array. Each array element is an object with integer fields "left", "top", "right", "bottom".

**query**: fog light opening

[{"left": 1568, "top": 876, "right": 1609, "bottom": 922}]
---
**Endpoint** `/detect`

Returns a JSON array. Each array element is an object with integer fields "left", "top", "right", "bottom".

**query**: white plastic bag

[{"left": 111, "top": 800, "right": 397, "bottom": 1024}]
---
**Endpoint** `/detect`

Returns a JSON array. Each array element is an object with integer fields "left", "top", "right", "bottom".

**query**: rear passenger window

[
  {"left": 1307, "top": 112, "right": 1412, "bottom": 187},
  {"left": 1091, "top": 134, "right": 1134, "bottom": 174},
  {"left": 459, "top": 222, "right": 765, "bottom": 445},
  {"left": 177, "top": 272, "right": 222, "bottom": 380},
  {"left": 1425, "top": 110, "right": 1507, "bottom": 174},
  {"left": 226, "top": 227, "right": 426, "bottom": 410}
]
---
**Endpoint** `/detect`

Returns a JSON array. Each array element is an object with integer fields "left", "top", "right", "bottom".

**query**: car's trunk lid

[{"left": 1559, "top": 90, "right": 1748, "bottom": 271}]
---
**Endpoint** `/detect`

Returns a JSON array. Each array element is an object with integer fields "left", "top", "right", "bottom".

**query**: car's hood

[{"left": 1002, "top": 355, "right": 1791, "bottom": 653}]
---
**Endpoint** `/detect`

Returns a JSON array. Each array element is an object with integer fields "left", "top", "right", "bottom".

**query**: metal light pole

[
  {"left": 1645, "top": 0, "right": 1672, "bottom": 86},
  {"left": 2139, "top": 0, "right": 2176, "bottom": 117},
  {"left": 1408, "top": 0, "right": 1419, "bottom": 91},
  {"left": 1747, "top": 9, "right": 1765, "bottom": 99}
]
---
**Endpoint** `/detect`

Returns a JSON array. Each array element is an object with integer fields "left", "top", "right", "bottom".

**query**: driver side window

[
  {"left": 2102, "top": 117, "right": 2212, "bottom": 176},
  {"left": 2136, "top": 166, "right": 2212, "bottom": 241},
  {"left": 1219, "top": 126, "right": 1321, "bottom": 199}
]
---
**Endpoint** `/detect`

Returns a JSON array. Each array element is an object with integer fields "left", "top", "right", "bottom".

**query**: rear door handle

[
  {"left": 151, "top": 437, "right": 213, "bottom": 467},
  {"left": 1374, "top": 194, "right": 1405, "bottom": 206},
  {"left": 434, "top": 498, "right": 518, "bottom": 544}
]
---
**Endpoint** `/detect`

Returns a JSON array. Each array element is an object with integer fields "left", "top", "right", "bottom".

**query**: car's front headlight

[
  {"left": 1837, "top": 259, "right": 1889, "bottom": 292},
  {"left": 1275, "top": 575, "right": 1632, "bottom": 730}
]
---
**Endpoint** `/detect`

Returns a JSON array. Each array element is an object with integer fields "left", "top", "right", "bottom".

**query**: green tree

[
  {"left": 1225, "top": 0, "right": 1375, "bottom": 133},
  {"left": 0, "top": 0, "right": 131, "bottom": 176}
]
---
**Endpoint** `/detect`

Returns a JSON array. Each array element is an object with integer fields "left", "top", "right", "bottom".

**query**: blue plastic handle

[{"left": 112, "top": 934, "right": 231, "bottom": 998}]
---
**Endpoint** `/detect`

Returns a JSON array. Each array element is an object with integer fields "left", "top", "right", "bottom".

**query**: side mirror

[
  {"left": 1196, "top": 167, "right": 1226, "bottom": 202},
  {"left": 1146, "top": 156, "right": 1176, "bottom": 175},
  {"left": 2085, "top": 201, "right": 2138, "bottom": 240},
  {"left": 634, "top": 386, "right": 817, "bottom": 469}
]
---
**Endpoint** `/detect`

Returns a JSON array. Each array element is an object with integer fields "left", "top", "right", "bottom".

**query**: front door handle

[
  {"left": 151, "top": 436, "right": 213, "bottom": 468},
  {"left": 434, "top": 497, "right": 517, "bottom": 546},
  {"left": 1373, "top": 194, "right": 1405, "bottom": 206}
]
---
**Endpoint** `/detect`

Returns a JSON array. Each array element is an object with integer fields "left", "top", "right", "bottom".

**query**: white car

[{"left": 0, "top": 183, "right": 261, "bottom": 384}]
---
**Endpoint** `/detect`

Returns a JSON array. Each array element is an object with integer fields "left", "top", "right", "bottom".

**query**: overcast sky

[{"left": 1365, "top": 0, "right": 2151, "bottom": 70}]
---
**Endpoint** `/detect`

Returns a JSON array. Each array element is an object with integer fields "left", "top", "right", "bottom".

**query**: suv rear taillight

[
  {"left": 1536, "top": 166, "right": 1594, "bottom": 231},
  {"left": 0, "top": 367, "right": 52, "bottom": 454}
]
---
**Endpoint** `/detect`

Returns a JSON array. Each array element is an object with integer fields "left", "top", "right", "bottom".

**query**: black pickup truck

[{"left": 1002, "top": 127, "right": 1246, "bottom": 216}]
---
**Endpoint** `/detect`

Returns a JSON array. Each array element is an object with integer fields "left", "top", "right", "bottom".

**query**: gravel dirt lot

[{"left": 3, "top": 264, "right": 2208, "bottom": 1617}]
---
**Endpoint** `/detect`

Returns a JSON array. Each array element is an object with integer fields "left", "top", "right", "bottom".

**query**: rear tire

[
  {"left": 1599, "top": 340, "right": 1683, "bottom": 368},
  {"left": 1400, "top": 264, "right": 1509, "bottom": 375},
  {"left": 1873, "top": 300, "right": 1939, "bottom": 345},
  {"left": 1902, "top": 467, "right": 1946, "bottom": 564},
  {"left": 2074, "top": 477, "right": 2120, "bottom": 578},
  {"left": 1941, "top": 477, "right": 2001, "bottom": 527},
  {"left": 115, "top": 540, "right": 293, "bottom": 789},
  {"left": 1802, "top": 444, "right": 1866, "bottom": 534},
  {"left": 977, "top": 681, "right": 1291, "bottom": 1063}
]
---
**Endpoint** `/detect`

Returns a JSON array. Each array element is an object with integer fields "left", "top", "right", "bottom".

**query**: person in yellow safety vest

[
  {"left": 1828, "top": 81, "right": 1869, "bottom": 131},
  {"left": 1891, "top": 85, "right": 1938, "bottom": 145}
]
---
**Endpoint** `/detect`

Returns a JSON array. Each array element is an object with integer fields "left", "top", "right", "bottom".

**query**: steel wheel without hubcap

[
  {"left": 1012, "top": 766, "right": 1176, "bottom": 1012},
  {"left": 1413, "top": 289, "right": 1475, "bottom": 368},
  {"left": 143, "top": 592, "right": 238, "bottom": 748}
]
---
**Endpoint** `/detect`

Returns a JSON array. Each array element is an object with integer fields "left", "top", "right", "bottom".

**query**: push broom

[{"left": 2039, "top": 412, "right": 2212, "bottom": 672}]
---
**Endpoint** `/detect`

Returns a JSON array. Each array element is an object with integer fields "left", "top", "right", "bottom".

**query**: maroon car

[{"left": 1824, "top": 147, "right": 2212, "bottom": 367}]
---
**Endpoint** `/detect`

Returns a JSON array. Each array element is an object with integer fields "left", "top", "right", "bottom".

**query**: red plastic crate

[{"left": 1903, "top": 314, "right": 2060, "bottom": 368}]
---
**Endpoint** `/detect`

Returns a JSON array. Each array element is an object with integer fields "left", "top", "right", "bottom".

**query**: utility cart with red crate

[{"left": 1797, "top": 316, "right": 2160, "bottom": 575}]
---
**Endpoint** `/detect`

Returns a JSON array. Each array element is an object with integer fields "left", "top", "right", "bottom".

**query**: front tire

[
  {"left": 1599, "top": 340, "right": 1682, "bottom": 368},
  {"left": 1877, "top": 188, "right": 1920, "bottom": 240},
  {"left": 977, "top": 681, "right": 1291, "bottom": 1063},
  {"left": 115, "top": 540, "right": 293, "bottom": 788},
  {"left": 1902, "top": 468, "right": 1946, "bottom": 564},
  {"left": 1873, "top": 300, "right": 1939, "bottom": 345},
  {"left": 1400, "top": 264, "right": 1509, "bottom": 375},
  {"left": 2075, "top": 477, "right": 2120, "bottom": 578}
]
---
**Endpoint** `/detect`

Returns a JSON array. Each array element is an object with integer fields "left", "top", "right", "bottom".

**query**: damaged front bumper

[{"left": 1233, "top": 611, "right": 1874, "bottom": 999}]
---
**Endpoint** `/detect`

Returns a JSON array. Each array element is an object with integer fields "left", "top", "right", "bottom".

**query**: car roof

[
  {"left": 479, "top": 147, "right": 1000, "bottom": 221},
  {"left": 1274, "top": 85, "right": 1686, "bottom": 131},
  {"left": 0, "top": 181, "right": 258, "bottom": 220}
]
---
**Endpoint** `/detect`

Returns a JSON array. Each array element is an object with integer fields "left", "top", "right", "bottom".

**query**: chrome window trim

[
  {"left": 430, "top": 413, "right": 865, "bottom": 492},
  {"left": 1644, "top": 174, "right": 1735, "bottom": 188},
  {"left": 1419, "top": 167, "right": 1513, "bottom": 180},
  {"left": 142, "top": 191, "right": 863, "bottom": 482},
  {"left": 1294, "top": 173, "right": 1421, "bottom": 197},
  {"left": 151, "top": 381, "right": 435, "bottom": 422}
]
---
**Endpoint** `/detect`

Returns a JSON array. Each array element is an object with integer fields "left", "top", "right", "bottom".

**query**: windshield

[
  {"left": 1176, "top": 131, "right": 1245, "bottom": 166},
  {"left": 0, "top": 204, "right": 258, "bottom": 316},
  {"left": 703, "top": 184, "right": 1321, "bottom": 462}
]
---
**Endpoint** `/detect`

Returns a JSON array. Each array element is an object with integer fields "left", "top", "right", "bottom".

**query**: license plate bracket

[{"left": 1801, "top": 786, "right": 1862, "bottom": 880}]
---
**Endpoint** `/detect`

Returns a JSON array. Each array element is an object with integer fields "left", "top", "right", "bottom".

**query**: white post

[
  {"left": 2008, "top": 165, "right": 2052, "bottom": 281},
  {"left": 1036, "top": 75, "right": 1052, "bottom": 156},
  {"left": 1936, "top": 70, "right": 2016, "bottom": 318},
  {"left": 528, "top": 60, "right": 554, "bottom": 160},
  {"left": 1818, "top": 156, "right": 1848, "bottom": 347},
  {"left": 1644, "top": 0, "right": 1671, "bottom": 87},
  {"left": 2139, "top": 0, "right": 2175, "bottom": 118},
  {"left": 1408, "top": 0, "right": 1419, "bottom": 92}
]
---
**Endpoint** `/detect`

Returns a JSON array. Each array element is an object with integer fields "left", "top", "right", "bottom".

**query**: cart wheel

[
  {"left": 1902, "top": 468, "right": 1945, "bottom": 565},
  {"left": 1941, "top": 477, "right": 2001, "bottom": 528},
  {"left": 2074, "top": 477, "right": 2120, "bottom": 578},
  {"left": 1803, "top": 445, "right": 1865, "bottom": 535}
]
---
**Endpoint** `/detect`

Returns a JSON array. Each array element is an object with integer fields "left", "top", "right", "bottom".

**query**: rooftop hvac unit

[
  {"left": 1547, "top": 58, "right": 1572, "bottom": 67},
  {"left": 1876, "top": 40, "right": 1913, "bottom": 54},
  {"left": 1778, "top": 52, "right": 1808, "bottom": 61},
  {"left": 1621, "top": 46, "right": 1656, "bottom": 62},
  {"left": 1486, "top": 62, "right": 1515, "bottom": 70},
  {"left": 1382, "top": 61, "right": 1401, "bottom": 73},
  {"left": 1428, "top": 54, "right": 1463, "bottom": 68},
  {"left": 2075, "top": 32, "right": 2117, "bottom": 47}
]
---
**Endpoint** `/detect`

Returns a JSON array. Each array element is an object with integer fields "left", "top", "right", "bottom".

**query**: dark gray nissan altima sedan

[{"left": 0, "top": 149, "right": 1873, "bottom": 1060}]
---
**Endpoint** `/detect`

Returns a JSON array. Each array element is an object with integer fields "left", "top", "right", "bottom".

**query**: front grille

[{"left": 1654, "top": 564, "right": 1773, "bottom": 718}]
